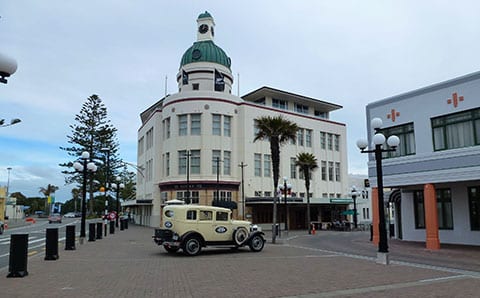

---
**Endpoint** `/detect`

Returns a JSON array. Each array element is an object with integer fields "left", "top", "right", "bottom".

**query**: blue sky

[{"left": 2, "top": 0, "right": 480, "bottom": 202}]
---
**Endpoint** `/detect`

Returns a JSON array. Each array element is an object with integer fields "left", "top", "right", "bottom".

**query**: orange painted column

[
  {"left": 371, "top": 187, "right": 379, "bottom": 245},
  {"left": 424, "top": 183, "right": 440, "bottom": 250}
]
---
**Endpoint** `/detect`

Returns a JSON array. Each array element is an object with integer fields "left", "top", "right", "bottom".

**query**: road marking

[{"left": 28, "top": 251, "right": 38, "bottom": 256}]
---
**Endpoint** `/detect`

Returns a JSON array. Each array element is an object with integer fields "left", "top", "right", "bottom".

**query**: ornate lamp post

[
  {"left": 351, "top": 186, "right": 359, "bottom": 229},
  {"left": 357, "top": 117, "right": 399, "bottom": 263},
  {"left": 73, "top": 151, "right": 97, "bottom": 243},
  {"left": 0, "top": 52, "right": 17, "bottom": 84},
  {"left": 278, "top": 177, "right": 291, "bottom": 233},
  {"left": 112, "top": 177, "right": 125, "bottom": 228}
]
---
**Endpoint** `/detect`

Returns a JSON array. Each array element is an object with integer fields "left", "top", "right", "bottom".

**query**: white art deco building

[{"left": 128, "top": 12, "right": 349, "bottom": 229}]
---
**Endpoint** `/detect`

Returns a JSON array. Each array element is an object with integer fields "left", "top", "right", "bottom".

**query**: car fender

[
  {"left": 180, "top": 231, "right": 205, "bottom": 246},
  {"left": 247, "top": 231, "right": 265, "bottom": 242}
]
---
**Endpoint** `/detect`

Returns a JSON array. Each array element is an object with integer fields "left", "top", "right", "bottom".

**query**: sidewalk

[{"left": 1, "top": 225, "right": 480, "bottom": 298}]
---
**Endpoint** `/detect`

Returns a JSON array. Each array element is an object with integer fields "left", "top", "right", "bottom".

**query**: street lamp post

[
  {"left": 73, "top": 151, "right": 97, "bottom": 243},
  {"left": 183, "top": 150, "right": 191, "bottom": 204},
  {"left": 113, "top": 177, "right": 125, "bottom": 228},
  {"left": 279, "top": 177, "right": 291, "bottom": 233},
  {"left": 6, "top": 167, "right": 12, "bottom": 198},
  {"left": 215, "top": 157, "right": 223, "bottom": 203},
  {"left": 351, "top": 186, "right": 358, "bottom": 229},
  {"left": 238, "top": 162, "right": 247, "bottom": 220},
  {"left": 101, "top": 147, "right": 110, "bottom": 216},
  {"left": 0, "top": 52, "right": 17, "bottom": 84},
  {"left": 357, "top": 117, "right": 399, "bottom": 263}
]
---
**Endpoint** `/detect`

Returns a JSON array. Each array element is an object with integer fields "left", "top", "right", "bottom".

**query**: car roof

[{"left": 164, "top": 204, "right": 231, "bottom": 213}]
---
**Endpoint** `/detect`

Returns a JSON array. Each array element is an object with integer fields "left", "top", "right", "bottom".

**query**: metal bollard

[
  {"left": 45, "top": 228, "right": 59, "bottom": 260},
  {"left": 7, "top": 234, "right": 29, "bottom": 278},
  {"left": 88, "top": 223, "right": 96, "bottom": 241},
  {"left": 109, "top": 220, "right": 115, "bottom": 234},
  {"left": 65, "top": 225, "right": 76, "bottom": 250},
  {"left": 96, "top": 222, "right": 103, "bottom": 240},
  {"left": 120, "top": 219, "right": 124, "bottom": 231},
  {"left": 125, "top": 218, "right": 128, "bottom": 229}
]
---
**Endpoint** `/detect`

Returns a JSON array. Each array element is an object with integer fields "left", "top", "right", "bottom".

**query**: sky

[{"left": 1, "top": 0, "right": 480, "bottom": 202}]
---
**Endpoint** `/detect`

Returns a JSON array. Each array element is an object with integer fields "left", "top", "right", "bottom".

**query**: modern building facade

[
  {"left": 365, "top": 71, "right": 480, "bottom": 248},
  {"left": 129, "top": 12, "right": 349, "bottom": 229}
]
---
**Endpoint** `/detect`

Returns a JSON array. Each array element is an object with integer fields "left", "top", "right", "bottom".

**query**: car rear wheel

[
  {"left": 233, "top": 227, "right": 249, "bottom": 246},
  {"left": 183, "top": 236, "right": 202, "bottom": 256},
  {"left": 248, "top": 234, "right": 265, "bottom": 252}
]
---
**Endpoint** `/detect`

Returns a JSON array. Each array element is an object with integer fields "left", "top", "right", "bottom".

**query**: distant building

[
  {"left": 365, "top": 71, "right": 480, "bottom": 248},
  {"left": 127, "top": 12, "right": 349, "bottom": 229}
]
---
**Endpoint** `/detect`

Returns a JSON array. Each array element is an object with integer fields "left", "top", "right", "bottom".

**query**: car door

[{"left": 210, "top": 211, "right": 233, "bottom": 242}]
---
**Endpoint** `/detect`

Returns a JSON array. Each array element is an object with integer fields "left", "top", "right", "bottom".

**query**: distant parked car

[
  {"left": 48, "top": 213, "right": 62, "bottom": 224},
  {"left": 63, "top": 212, "right": 76, "bottom": 218}
]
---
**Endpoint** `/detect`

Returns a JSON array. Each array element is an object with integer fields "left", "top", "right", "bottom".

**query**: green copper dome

[
  {"left": 180, "top": 41, "right": 231, "bottom": 69},
  {"left": 198, "top": 11, "right": 212, "bottom": 19}
]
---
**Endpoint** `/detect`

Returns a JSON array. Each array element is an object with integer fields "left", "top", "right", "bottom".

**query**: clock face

[{"left": 199, "top": 24, "right": 209, "bottom": 34}]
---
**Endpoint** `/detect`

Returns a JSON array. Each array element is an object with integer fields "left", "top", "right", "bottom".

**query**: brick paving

[{"left": 1, "top": 224, "right": 479, "bottom": 298}]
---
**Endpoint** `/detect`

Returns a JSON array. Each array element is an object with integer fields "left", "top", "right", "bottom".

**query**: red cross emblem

[
  {"left": 447, "top": 92, "right": 464, "bottom": 108},
  {"left": 387, "top": 109, "right": 400, "bottom": 122}
]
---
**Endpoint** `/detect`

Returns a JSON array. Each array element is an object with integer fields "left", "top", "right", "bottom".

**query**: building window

[
  {"left": 212, "top": 150, "right": 221, "bottom": 174},
  {"left": 254, "top": 97, "right": 266, "bottom": 105},
  {"left": 178, "top": 115, "right": 188, "bottom": 136},
  {"left": 190, "top": 113, "right": 201, "bottom": 135},
  {"left": 192, "top": 83, "right": 199, "bottom": 90},
  {"left": 363, "top": 208, "right": 370, "bottom": 219},
  {"left": 328, "top": 162, "right": 334, "bottom": 181},
  {"left": 190, "top": 191, "right": 199, "bottom": 204},
  {"left": 295, "top": 103, "right": 308, "bottom": 114},
  {"left": 334, "top": 135, "right": 340, "bottom": 151},
  {"left": 272, "top": 98, "right": 288, "bottom": 110},
  {"left": 254, "top": 191, "right": 262, "bottom": 197},
  {"left": 432, "top": 107, "right": 480, "bottom": 151},
  {"left": 335, "top": 162, "right": 340, "bottom": 182},
  {"left": 380, "top": 123, "right": 415, "bottom": 158},
  {"left": 145, "top": 159, "right": 153, "bottom": 182},
  {"left": 223, "top": 151, "right": 231, "bottom": 175},
  {"left": 468, "top": 186, "right": 480, "bottom": 231},
  {"left": 190, "top": 150, "right": 201, "bottom": 174},
  {"left": 165, "top": 152, "right": 170, "bottom": 176},
  {"left": 321, "top": 161, "right": 327, "bottom": 181},
  {"left": 263, "top": 154, "right": 271, "bottom": 177},
  {"left": 297, "top": 129, "right": 304, "bottom": 146},
  {"left": 138, "top": 137, "right": 144, "bottom": 156},
  {"left": 413, "top": 190, "right": 425, "bottom": 229},
  {"left": 212, "top": 114, "right": 221, "bottom": 135},
  {"left": 264, "top": 191, "right": 272, "bottom": 197},
  {"left": 306, "top": 129, "right": 312, "bottom": 147},
  {"left": 320, "top": 132, "right": 326, "bottom": 149},
  {"left": 254, "top": 153, "right": 262, "bottom": 176},
  {"left": 290, "top": 157, "right": 297, "bottom": 179},
  {"left": 163, "top": 117, "right": 170, "bottom": 139},
  {"left": 315, "top": 110, "right": 328, "bottom": 119},
  {"left": 327, "top": 133, "right": 333, "bottom": 150},
  {"left": 146, "top": 128, "right": 154, "bottom": 150},
  {"left": 178, "top": 150, "right": 188, "bottom": 175},
  {"left": 437, "top": 188, "right": 453, "bottom": 230},
  {"left": 224, "top": 116, "right": 231, "bottom": 137}
]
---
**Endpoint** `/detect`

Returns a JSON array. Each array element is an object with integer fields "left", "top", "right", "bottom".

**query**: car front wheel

[
  {"left": 248, "top": 234, "right": 265, "bottom": 252},
  {"left": 183, "top": 236, "right": 202, "bottom": 256}
]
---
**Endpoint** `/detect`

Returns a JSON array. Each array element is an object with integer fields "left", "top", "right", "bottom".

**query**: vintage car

[{"left": 153, "top": 204, "right": 265, "bottom": 256}]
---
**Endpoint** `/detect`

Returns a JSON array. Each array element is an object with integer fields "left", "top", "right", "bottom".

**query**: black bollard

[
  {"left": 88, "top": 223, "right": 96, "bottom": 241},
  {"left": 7, "top": 234, "right": 29, "bottom": 278},
  {"left": 65, "top": 225, "right": 76, "bottom": 250},
  {"left": 120, "top": 219, "right": 124, "bottom": 231},
  {"left": 104, "top": 221, "right": 107, "bottom": 237},
  {"left": 96, "top": 222, "right": 103, "bottom": 240},
  {"left": 45, "top": 228, "right": 59, "bottom": 260},
  {"left": 109, "top": 220, "right": 115, "bottom": 234},
  {"left": 125, "top": 218, "right": 128, "bottom": 229}
]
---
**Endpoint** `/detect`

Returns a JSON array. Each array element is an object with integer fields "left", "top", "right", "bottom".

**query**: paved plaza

[{"left": 1, "top": 224, "right": 479, "bottom": 298}]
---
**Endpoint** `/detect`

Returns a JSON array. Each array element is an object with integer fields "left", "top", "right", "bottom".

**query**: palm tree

[
  {"left": 295, "top": 152, "right": 318, "bottom": 234},
  {"left": 254, "top": 115, "right": 299, "bottom": 243},
  {"left": 39, "top": 184, "right": 59, "bottom": 215}
]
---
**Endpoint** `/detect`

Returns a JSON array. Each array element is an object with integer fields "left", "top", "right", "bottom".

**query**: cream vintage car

[{"left": 153, "top": 204, "right": 265, "bottom": 256}]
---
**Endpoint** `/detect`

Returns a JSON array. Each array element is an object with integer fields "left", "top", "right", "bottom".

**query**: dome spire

[{"left": 197, "top": 11, "right": 215, "bottom": 42}]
